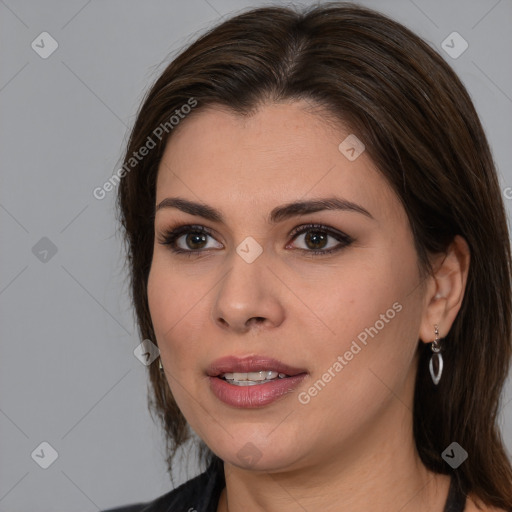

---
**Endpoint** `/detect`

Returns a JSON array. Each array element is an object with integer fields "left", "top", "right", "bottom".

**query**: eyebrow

[{"left": 155, "top": 196, "right": 374, "bottom": 223}]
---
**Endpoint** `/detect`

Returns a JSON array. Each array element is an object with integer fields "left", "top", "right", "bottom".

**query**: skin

[{"left": 147, "top": 101, "right": 481, "bottom": 511}]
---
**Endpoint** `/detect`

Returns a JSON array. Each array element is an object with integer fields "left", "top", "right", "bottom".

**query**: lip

[
  {"left": 207, "top": 355, "right": 308, "bottom": 408},
  {"left": 206, "top": 355, "right": 307, "bottom": 377}
]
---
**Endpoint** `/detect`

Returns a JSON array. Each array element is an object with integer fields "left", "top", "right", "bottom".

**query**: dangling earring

[
  {"left": 429, "top": 324, "right": 443, "bottom": 385},
  {"left": 158, "top": 357, "right": 164, "bottom": 372}
]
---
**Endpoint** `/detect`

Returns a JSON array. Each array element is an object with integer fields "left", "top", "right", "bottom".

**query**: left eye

[{"left": 287, "top": 224, "right": 353, "bottom": 254}]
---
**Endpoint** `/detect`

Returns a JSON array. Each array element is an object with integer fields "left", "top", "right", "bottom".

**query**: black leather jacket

[{"left": 102, "top": 458, "right": 225, "bottom": 512}]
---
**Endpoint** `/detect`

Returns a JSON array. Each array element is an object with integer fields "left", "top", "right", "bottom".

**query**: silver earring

[
  {"left": 429, "top": 324, "right": 443, "bottom": 385},
  {"left": 158, "top": 358, "right": 164, "bottom": 372}
]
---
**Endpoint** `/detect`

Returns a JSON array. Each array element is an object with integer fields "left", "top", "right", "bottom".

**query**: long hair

[{"left": 116, "top": 2, "right": 512, "bottom": 507}]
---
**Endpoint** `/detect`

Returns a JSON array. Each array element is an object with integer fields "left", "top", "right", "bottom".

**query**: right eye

[{"left": 157, "top": 224, "right": 223, "bottom": 255}]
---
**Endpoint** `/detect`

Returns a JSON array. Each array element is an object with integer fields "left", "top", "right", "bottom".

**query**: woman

[{"left": 104, "top": 2, "right": 512, "bottom": 511}]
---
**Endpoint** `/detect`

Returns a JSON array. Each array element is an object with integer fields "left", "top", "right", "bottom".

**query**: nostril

[{"left": 250, "top": 317, "right": 265, "bottom": 323}]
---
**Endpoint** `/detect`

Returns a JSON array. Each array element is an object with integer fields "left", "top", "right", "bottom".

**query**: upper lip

[{"left": 207, "top": 356, "right": 307, "bottom": 377}]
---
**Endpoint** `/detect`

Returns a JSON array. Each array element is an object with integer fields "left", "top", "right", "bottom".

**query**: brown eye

[
  {"left": 158, "top": 225, "right": 222, "bottom": 254},
  {"left": 288, "top": 224, "right": 354, "bottom": 255},
  {"left": 184, "top": 232, "right": 208, "bottom": 250},
  {"left": 303, "top": 230, "right": 329, "bottom": 250}
]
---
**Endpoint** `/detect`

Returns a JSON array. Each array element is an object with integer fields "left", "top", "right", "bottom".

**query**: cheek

[
  {"left": 147, "top": 259, "right": 176, "bottom": 334},
  {"left": 147, "top": 256, "right": 197, "bottom": 365},
  {"left": 303, "top": 236, "right": 423, "bottom": 379},
  {"left": 299, "top": 300, "right": 421, "bottom": 442},
  {"left": 147, "top": 258, "right": 208, "bottom": 421},
  {"left": 305, "top": 260, "right": 401, "bottom": 346}
]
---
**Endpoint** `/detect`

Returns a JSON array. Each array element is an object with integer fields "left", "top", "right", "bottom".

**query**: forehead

[{"left": 155, "top": 101, "right": 404, "bottom": 226}]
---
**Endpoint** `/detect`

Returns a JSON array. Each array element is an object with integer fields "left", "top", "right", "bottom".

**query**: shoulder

[
  {"left": 101, "top": 459, "right": 225, "bottom": 512},
  {"left": 464, "top": 492, "right": 509, "bottom": 512}
]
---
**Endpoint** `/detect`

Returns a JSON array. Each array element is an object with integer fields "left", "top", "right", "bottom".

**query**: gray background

[{"left": 1, "top": 0, "right": 511, "bottom": 510}]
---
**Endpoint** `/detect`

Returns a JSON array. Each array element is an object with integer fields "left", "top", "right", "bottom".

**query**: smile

[{"left": 220, "top": 370, "right": 290, "bottom": 385}]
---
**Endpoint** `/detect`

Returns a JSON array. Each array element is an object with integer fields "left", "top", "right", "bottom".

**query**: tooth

[
  {"left": 221, "top": 370, "right": 290, "bottom": 383},
  {"left": 248, "top": 371, "right": 266, "bottom": 381}
]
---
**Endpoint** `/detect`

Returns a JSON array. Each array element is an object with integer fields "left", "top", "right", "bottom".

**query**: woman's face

[{"left": 147, "top": 100, "right": 431, "bottom": 472}]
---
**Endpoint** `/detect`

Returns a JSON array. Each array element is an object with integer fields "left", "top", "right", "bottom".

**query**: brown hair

[{"left": 116, "top": 2, "right": 512, "bottom": 507}]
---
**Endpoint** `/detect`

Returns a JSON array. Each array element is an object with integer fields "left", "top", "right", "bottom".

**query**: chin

[{"left": 211, "top": 432, "right": 305, "bottom": 473}]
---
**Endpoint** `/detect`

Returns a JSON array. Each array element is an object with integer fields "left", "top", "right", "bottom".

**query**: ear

[{"left": 419, "top": 235, "right": 471, "bottom": 344}]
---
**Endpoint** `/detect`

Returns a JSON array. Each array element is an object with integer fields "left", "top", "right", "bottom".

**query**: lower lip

[{"left": 209, "top": 374, "right": 307, "bottom": 408}]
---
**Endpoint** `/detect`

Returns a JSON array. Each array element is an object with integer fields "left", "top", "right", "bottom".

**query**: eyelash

[{"left": 156, "top": 223, "right": 354, "bottom": 258}]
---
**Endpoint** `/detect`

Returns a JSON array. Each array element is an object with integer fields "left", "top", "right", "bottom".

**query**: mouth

[
  {"left": 206, "top": 355, "right": 308, "bottom": 406},
  {"left": 219, "top": 370, "right": 292, "bottom": 386}
]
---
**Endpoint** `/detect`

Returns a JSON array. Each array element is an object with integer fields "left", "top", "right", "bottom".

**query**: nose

[{"left": 211, "top": 252, "right": 286, "bottom": 334}]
